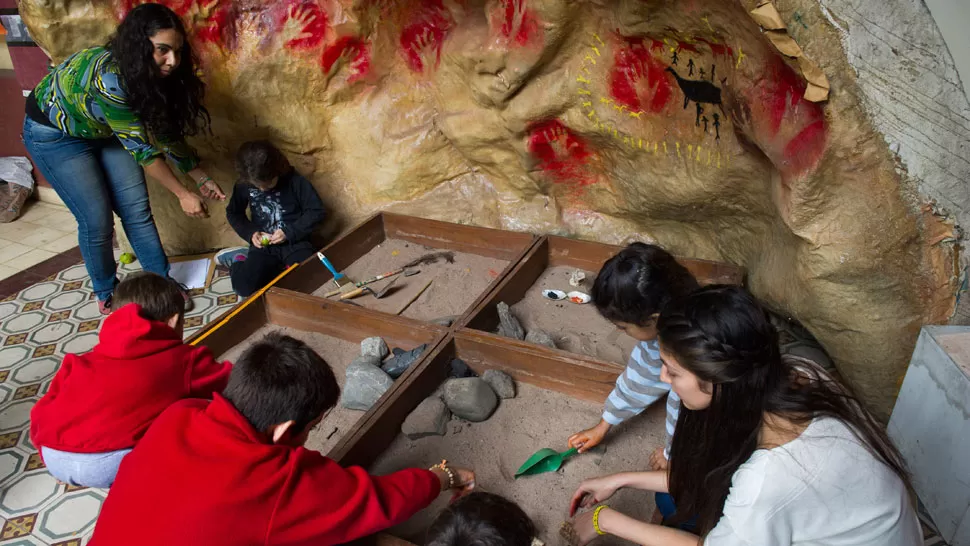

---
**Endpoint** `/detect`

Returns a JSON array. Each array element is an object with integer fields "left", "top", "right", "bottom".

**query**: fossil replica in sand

[{"left": 18, "top": 0, "right": 967, "bottom": 417}]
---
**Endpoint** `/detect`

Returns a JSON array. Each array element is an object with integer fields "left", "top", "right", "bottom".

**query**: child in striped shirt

[{"left": 567, "top": 243, "right": 698, "bottom": 470}]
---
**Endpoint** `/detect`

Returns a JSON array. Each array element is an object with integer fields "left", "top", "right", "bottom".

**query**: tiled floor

[
  {"left": 0, "top": 202, "right": 79, "bottom": 282},
  {"left": 0, "top": 252, "right": 239, "bottom": 544}
]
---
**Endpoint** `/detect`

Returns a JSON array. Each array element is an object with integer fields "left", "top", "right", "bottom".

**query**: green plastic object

[
  {"left": 261, "top": 237, "right": 271, "bottom": 246},
  {"left": 119, "top": 252, "right": 136, "bottom": 265},
  {"left": 514, "top": 447, "right": 579, "bottom": 478}
]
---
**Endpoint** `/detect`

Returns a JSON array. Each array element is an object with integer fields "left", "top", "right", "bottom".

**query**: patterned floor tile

[
  {"left": 1, "top": 513, "right": 37, "bottom": 540},
  {"left": 0, "top": 251, "right": 241, "bottom": 543}
]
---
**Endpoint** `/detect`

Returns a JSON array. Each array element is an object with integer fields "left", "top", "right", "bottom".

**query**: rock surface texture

[
  {"left": 443, "top": 377, "right": 499, "bottom": 422},
  {"left": 20, "top": 0, "right": 967, "bottom": 417}
]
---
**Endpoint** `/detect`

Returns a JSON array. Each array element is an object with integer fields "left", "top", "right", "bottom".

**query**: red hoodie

[
  {"left": 30, "top": 303, "right": 231, "bottom": 454},
  {"left": 90, "top": 394, "right": 441, "bottom": 545}
]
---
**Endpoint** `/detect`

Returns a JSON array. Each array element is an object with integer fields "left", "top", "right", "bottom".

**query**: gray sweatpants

[{"left": 41, "top": 446, "right": 132, "bottom": 488}]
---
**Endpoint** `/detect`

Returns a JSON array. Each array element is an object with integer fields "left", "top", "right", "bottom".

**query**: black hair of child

[
  {"left": 113, "top": 271, "right": 185, "bottom": 323},
  {"left": 235, "top": 140, "right": 290, "bottom": 185},
  {"left": 425, "top": 492, "right": 536, "bottom": 546},
  {"left": 223, "top": 333, "right": 340, "bottom": 434},
  {"left": 591, "top": 242, "right": 699, "bottom": 326}
]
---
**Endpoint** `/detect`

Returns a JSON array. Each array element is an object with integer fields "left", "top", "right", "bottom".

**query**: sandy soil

[
  {"left": 370, "top": 382, "right": 668, "bottom": 545},
  {"left": 508, "top": 266, "right": 638, "bottom": 366},
  {"left": 217, "top": 324, "right": 370, "bottom": 456},
  {"left": 311, "top": 239, "right": 508, "bottom": 322}
]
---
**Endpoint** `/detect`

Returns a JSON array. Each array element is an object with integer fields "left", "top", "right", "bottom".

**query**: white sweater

[{"left": 705, "top": 417, "right": 921, "bottom": 546}]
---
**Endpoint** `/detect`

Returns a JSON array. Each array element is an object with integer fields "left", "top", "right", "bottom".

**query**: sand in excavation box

[
  {"left": 187, "top": 287, "right": 447, "bottom": 456},
  {"left": 276, "top": 212, "right": 536, "bottom": 324},
  {"left": 463, "top": 236, "right": 746, "bottom": 366},
  {"left": 337, "top": 334, "right": 668, "bottom": 545}
]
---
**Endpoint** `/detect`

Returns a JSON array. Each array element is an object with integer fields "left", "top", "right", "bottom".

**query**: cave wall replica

[{"left": 18, "top": 0, "right": 969, "bottom": 417}]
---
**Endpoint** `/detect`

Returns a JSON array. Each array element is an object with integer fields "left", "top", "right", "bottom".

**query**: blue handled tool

[{"left": 317, "top": 252, "right": 354, "bottom": 292}]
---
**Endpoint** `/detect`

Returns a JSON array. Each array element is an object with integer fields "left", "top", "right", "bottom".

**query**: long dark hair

[
  {"left": 591, "top": 242, "right": 698, "bottom": 326},
  {"left": 659, "top": 285, "right": 911, "bottom": 535},
  {"left": 106, "top": 3, "right": 209, "bottom": 139}
]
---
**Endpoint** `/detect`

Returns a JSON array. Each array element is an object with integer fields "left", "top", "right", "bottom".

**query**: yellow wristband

[{"left": 592, "top": 505, "right": 608, "bottom": 536}]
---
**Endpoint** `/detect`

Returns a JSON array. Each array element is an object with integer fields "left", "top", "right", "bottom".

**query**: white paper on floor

[{"left": 169, "top": 257, "right": 211, "bottom": 289}]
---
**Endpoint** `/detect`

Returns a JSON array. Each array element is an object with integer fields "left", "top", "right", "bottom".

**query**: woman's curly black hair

[{"left": 106, "top": 3, "right": 210, "bottom": 139}]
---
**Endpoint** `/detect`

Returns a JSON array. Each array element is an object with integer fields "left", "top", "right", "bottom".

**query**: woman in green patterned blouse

[{"left": 22, "top": 3, "right": 224, "bottom": 314}]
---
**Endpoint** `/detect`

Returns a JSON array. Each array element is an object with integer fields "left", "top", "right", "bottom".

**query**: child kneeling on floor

[
  {"left": 216, "top": 140, "right": 327, "bottom": 297},
  {"left": 91, "top": 333, "right": 476, "bottom": 546},
  {"left": 567, "top": 243, "right": 698, "bottom": 470},
  {"left": 29, "top": 272, "right": 232, "bottom": 488},
  {"left": 426, "top": 492, "right": 540, "bottom": 546}
]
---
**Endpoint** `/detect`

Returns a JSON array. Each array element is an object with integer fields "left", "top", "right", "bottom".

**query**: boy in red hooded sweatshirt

[
  {"left": 30, "top": 272, "right": 231, "bottom": 488},
  {"left": 90, "top": 333, "right": 475, "bottom": 545}
]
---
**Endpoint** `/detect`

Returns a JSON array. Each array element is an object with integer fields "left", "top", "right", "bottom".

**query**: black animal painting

[{"left": 666, "top": 67, "right": 722, "bottom": 125}]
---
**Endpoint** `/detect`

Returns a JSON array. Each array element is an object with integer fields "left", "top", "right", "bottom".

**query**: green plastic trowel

[{"left": 514, "top": 447, "right": 579, "bottom": 478}]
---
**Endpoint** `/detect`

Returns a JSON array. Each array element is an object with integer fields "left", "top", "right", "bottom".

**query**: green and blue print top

[{"left": 31, "top": 46, "right": 200, "bottom": 173}]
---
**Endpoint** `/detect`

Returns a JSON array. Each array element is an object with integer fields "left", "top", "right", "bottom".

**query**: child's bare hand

[
  {"left": 251, "top": 232, "right": 268, "bottom": 248},
  {"left": 568, "top": 421, "right": 610, "bottom": 453},
  {"left": 450, "top": 467, "right": 476, "bottom": 501},
  {"left": 649, "top": 446, "right": 668, "bottom": 471},
  {"left": 269, "top": 229, "right": 287, "bottom": 245}
]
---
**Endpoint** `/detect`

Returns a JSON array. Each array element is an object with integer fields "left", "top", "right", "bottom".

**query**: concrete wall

[
  {"left": 925, "top": 0, "right": 970, "bottom": 97},
  {"left": 815, "top": 0, "right": 970, "bottom": 236}
]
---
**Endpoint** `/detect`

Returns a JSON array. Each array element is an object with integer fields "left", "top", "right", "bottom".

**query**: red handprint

[
  {"left": 321, "top": 36, "right": 371, "bottom": 82},
  {"left": 117, "top": 0, "right": 230, "bottom": 47},
  {"left": 610, "top": 37, "right": 673, "bottom": 114},
  {"left": 527, "top": 120, "right": 596, "bottom": 188},
  {"left": 278, "top": 1, "right": 327, "bottom": 50},
  {"left": 499, "top": 0, "right": 541, "bottom": 46},
  {"left": 400, "top": 1, "right": 453, "bottom": 73}
]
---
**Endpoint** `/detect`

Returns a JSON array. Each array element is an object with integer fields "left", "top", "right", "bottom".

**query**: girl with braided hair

[{"left": 566, "top": 285, "right": 920, "bottom": 546}]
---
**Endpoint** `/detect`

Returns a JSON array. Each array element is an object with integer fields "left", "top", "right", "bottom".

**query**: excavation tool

[
  {"left": 317, "top": 253, "right": 357, "bottom": 295},
  {"left": 515, "top": 447, "right": 579, "bottom": 478},
  {"left": 324, "top": 251, "right": 455, "bottom": 298}
]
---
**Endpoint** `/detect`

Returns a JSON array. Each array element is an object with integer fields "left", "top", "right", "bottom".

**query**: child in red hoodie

[
  {"left": 30, "top": 272, "right": 231, "bottom": 488},
  {"left": 90, "top": 332, "right": 475, "bottom": 546}
]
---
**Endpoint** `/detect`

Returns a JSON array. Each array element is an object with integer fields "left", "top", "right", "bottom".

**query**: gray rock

[
  {"left": 496, "top": 302, "right": 525, "bottom": 340},
  {"left": 341, "top": 362, "right": 394, "bottom": 411},
  {"left": 391, "top": 347, "right": 406, "bottom": 356},
  {"left": 482, "top": 369, "right": 516, "bottom": 399},
  {"left": 525, "top": 329, "right": 557, "bottom": 349},
  {"left": 449, "top": 358, "right": 477, "bottom": 378},
  {"left": 360, "top": 337, "right": 389, "bottom": 359},
  {"left": 443, "top": 377, "right": 498, "bottom": 422},
  {"left": 401, "top": 396, "right": 451, "bottom": 439},
  {"left": 348, "top": 354, "right": 382, "bottom": 370},
  {"left": 381, "top": 344, "right": 427, "bottom": 378}
]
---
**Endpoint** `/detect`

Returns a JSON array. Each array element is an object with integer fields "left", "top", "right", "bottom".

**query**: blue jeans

[
  {"left": 22, "top": 117, "right": 170, "bottom": 301},
  {"left": 655, "top": 492, "right": 698, "bottom": 532},
  {"left": 41, "top": 446, "right": 132, "bottom": 488}
]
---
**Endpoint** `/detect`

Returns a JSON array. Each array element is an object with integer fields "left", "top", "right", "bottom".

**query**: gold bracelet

[
  {"left": 592, "top": 505, "right": 608, "bottom": 536},
  {"left": 429, "top": 459, "right": 456, "bottom": 489}
]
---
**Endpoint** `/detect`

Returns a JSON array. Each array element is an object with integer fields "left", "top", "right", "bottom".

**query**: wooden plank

[
  {"left": 332, "top": 338, "right": 454, "bottom": 467},
  {"left": 546, "top": 235, "right": 745, "bottom": 286},
  {"left": 264, "top": 288, "right": 442, "bottom": 348},
  {"left": 455, "top": 330, "right": 622, "bottom": 403},
  {"left": 188, "top": 294, "right": 269, "bottom": 357},
  {"left": 383, "top": 212, "right": 534, "bottom": 261},
  {"left": 276, "top": 212, "right": 386, "bottom": 294},
  {"left": 461, "top": 238, "right": 550, "bottom": 332}
]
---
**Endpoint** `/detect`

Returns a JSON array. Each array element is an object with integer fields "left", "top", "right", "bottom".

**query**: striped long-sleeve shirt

[{"left": 603, "top": 339, "right": 680, "bottom": 456}]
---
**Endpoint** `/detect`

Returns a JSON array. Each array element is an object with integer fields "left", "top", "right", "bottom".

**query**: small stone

[
  {"left": 443, "top": 377, "right": 498, "bottom": 422},
  {"left": 496, "top": 302, "right": 525, "bottom": 340},
  {"left": 431, "top": 315, "right": 459, "bottom": 327},
  {"left": 482, "top": 369, "right": 515, "bottom": 399},
  {"left": 381, "top": 344, "right": 427, "bottom": 378},
  {"left": 402, "top": 396, "right": 451, "bottom": 439},
  {"left": 569, "top": 270, "right": 586, "bottom": 287},
  {"left": 450, "top": 358, "right": 476, "bottom": 378},
  {"left": 361, "top": 337, "right": 389, "bottom": 359},
  {"left": 525, "top": 329, "right": 557, "bottom": 349},
  {"left": 348, "top": 354, "right": 382, "bottom": 370},
  {"left": 341, "top": 362, "right": 394, "bottom": 411}
]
